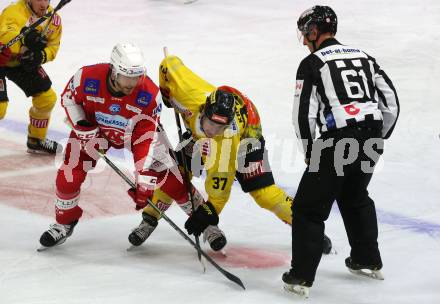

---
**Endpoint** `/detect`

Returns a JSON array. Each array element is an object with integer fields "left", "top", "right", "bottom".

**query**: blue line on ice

[{"left": 281, "top": 185, "right": 440, "bottom": 239}]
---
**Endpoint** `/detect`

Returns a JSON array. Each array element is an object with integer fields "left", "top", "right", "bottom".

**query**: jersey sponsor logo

[
  {"left": 136, "top": 91, "right": 152, "bottom": 107},
  {"left": 344, "top": 104, "right": 361, "bottom": 116},
  {"left": 52, "top": 14, "right": 61, "bottom": 26},
  {"left": 170, "top": 98, "right": 193, "bottom": 117},
  {"left": 86, "top": 96, "right": 105, "bottom": 104},
  {"left": 55, "top": 196, "right": 79, "bottom": 210},
  {"left": 211, "top": 114, "right": 228, "bottom": 124},
  {"left": 109, "top": 104, "right": 121, "bottom": 114},
  {"left": 325, "top": 112, "right": 336, "bottom": 129},
  {"left": 295, "top": 80, "right": 304, "bottom": 98},
  {"left": 126, "top": 104, "right": 142, "bottom": 114},
  {"left": 84, "top": 78, "right": 100, "bottom": 95},
  {"left": 231, "top": 120, "right": 238, "bottom": 132},
  {"left": 321, "top": 48, "right": 361, "bottom": 56},
  {"left": 95, "top": 112, "right": 128, "bottom": 129},
  {"left": 201, "top": 140, "right": 210, "bottom": 156},
  {"left": 45, "top": 29, "right": 54, "bottom": 37},
  {"left": 152, "top": 103, "right": 162, "bottom": 117},
  {"left": 322, "top": 48, "right": 361, "bottom": 56}
]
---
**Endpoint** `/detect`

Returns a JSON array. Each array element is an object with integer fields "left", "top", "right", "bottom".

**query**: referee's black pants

[{"left": 291, "top": 127, "right": 383, "bottom": 284}]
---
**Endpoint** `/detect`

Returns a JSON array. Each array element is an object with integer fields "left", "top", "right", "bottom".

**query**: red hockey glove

[
  {"left": 184, "top": 201, "right": 219, "bottom": 236},
  {"left": 127, "top": 171, "right": 163, "bottom": 210},
  {"left": 0, "top": 43, "right": 12, "bottom": 66},
  {"left": 73, "top": 120, "right": 99, "bottom": 149}
]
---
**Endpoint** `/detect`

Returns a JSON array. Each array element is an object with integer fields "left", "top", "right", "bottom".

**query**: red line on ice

[{"left": 0, "top": 139, "right": 136, "bottom": 219}]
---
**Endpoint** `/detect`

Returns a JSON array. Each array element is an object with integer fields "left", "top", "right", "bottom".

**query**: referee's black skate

[
  {"left": 39, "top": 220, "right": 78, "bottom": 250},
  {"left": 345, "top": 257, "right": 384, "bottom": 280},
  {"left": 282, "top": 270, "right": 312, "bottom": 298}
]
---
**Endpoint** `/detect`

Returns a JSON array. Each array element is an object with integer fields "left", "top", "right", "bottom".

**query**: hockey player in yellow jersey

[
  {"left": 0, "top": 0, "right": 62, "bottom": 154},
  {"left": 128, "top": 54, "right": 332, "bottom": 253}
]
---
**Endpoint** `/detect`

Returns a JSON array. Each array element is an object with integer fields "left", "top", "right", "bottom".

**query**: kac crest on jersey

[{"left": 109, "top": 104, "right": 121, "bottom": 114}]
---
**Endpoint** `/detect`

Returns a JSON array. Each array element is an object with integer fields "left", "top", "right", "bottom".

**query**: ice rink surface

[{"left": 0, "top": 0, "right": 439, "bottom": 303}]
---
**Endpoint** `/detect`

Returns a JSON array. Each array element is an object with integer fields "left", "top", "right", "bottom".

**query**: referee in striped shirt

[{"left": 282, "top": 5, "right": 400, "bottom": 297}]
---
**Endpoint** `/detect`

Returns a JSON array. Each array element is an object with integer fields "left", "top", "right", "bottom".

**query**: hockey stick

[
  {"left": 162, "top": 46, "right": 204, "bottom": 269},
  {"left": 174, "top": 100, "right": 205, "bottom": 266},
  {"left": 0, "top": 0, "right": 72, "bottom": 51},
  {"left": 98, "top": 151, "right": 245, "bottom": 290}
]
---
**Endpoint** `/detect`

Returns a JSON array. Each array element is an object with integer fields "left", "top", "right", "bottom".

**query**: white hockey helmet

[{"left": 110, "top": 43, "right": 146, "bottom": 78}]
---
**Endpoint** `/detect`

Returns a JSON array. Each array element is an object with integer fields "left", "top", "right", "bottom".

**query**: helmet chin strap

[
  {"left": 107, "top": 69, "right": 126, "bottom": 97},
  {"left": 199, "top": 112, "right": 207, "bottom": 135},
  {"left": 307, "top": 31, "right": 321, "bottom": 52}
]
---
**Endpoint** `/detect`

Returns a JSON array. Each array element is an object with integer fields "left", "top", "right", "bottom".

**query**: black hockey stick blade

[
  {"left": 1, "top": 0, "right": 73, "bottom": 51},
  {"left": 97, "top": 151, "right": 245, "bottom": 289},
  {"left": 159, "top": 210, "right": 245, "bottom": 290}
]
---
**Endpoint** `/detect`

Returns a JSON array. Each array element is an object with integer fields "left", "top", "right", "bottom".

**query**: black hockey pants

[{"left": 290, "top": 126, "right": 384, "bottom": 284}]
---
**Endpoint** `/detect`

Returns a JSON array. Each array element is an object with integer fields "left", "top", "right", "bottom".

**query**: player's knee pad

[
  {"left": 32, "top": 88, "right": 57, "bottom": 114},
  {"left": 55, "top": 191, "right": 83, "bottom": 224},
  {"left": 0, "top": 102, "right": 8, "bottom": 119},
  {"left": 250, "top": 185, "right": 292, "bottom": 224},
  {"left": 56, "top": 168, "right": 87, "bottom": 194}
]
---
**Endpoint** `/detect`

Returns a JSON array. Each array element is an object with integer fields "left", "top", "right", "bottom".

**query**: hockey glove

[
  {"left": 0, "top": 43, "right": 12, "bottom": 66},
  {"left": 184, "top": 201, "right": 219, "bottom": 236},
  {"left": 21, "top": 27, "right": 47, "bottom": 51},
  {"left": 127, "top": 171, "right": 162, "bottom": 210},
  {"left": 74, "top": 120, "right": 100, "bottom": 149},
  {"left": 20, "top": 50, "right": 46, "bottom": 71}
]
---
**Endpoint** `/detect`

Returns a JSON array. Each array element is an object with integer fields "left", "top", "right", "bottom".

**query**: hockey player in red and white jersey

[{"left": 39, "top": 43, "right": 180, "bottom": 248}]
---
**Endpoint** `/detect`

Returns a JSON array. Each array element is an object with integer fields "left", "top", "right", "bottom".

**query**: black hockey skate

[
  {"left": 39, "top": 220, "right": 78, "bottom": 249},
  {"left": 27, "top": 137, "right": 61, "bottom": 155},
  {"left": 282, "top": 270, "right": 312, "bottom": 298},
  {"left": 203, "top": 225, "right": 227, "bottom": 251},
  {"left": 128, "top": 212, "right": 158, "bottom": 247},
  {"left": 345, "top": 257, "right": 384, "bottom": 280}
]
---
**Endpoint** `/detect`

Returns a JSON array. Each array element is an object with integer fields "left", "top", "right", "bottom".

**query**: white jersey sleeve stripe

[
  {"left": 61, "top": 69, "right": 86, "bottom": 126},
  {"left": 376, "top": 70, "right": 399, "bottom": 138},
  {"left": 292, "top": 79, "right": 318, "bottom": 157}
]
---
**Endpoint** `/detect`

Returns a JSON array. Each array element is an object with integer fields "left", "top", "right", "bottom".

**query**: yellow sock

[
  {"left": 142, "top": 188, "right": 174, "bottom": 219},
  {"left": 28, "top": 88, "right": 56, "bottom": 140}
]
